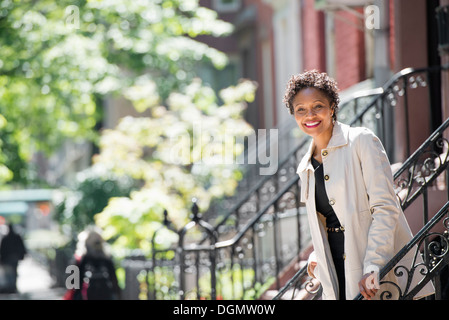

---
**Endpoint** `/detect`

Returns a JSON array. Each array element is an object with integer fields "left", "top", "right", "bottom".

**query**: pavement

[{"left": 0, "top": 256, "right": 67, "bottom": 300}]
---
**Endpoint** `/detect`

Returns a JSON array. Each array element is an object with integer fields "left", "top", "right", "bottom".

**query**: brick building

[
  {"left": 198, "top": 0, "right": 378, "bottom": 132},
  {"left": 198, "top": 0, "right": 449, "bottom": 160}
]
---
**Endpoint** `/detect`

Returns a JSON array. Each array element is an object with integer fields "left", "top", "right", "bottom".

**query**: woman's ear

[
  {"left": 330, "top": 103, "right": 335, "bottom": 116},
  {"left": 330, "top": 103, "right": 337, "bottom": 122}
]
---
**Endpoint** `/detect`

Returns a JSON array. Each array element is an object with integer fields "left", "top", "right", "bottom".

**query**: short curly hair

[{"left": 283, "top": 70, "right": 340, "bottom": 121}]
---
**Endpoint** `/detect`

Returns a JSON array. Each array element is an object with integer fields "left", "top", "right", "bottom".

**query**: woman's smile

[{"left": 303, "top": 120, "right": 322, "bottom": 128}]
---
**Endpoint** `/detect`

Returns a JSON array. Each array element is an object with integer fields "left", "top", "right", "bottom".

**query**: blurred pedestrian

[
  {"left": 0, "top": 223, "right": 26, "bottom": 293},
  {"left": 64, "top": 227, "right": 120, "bottom": 300}
]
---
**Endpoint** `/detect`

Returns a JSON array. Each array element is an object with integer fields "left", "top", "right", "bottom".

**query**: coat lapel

[
  {"left": 296, "top": 138, "right": 314, "bottom": 175},
  {"left": 327, "top": 121, "right": 349, "bottom": 149},
  {"left": 296, "top": 121, "right": 350, "bottom": 176}
]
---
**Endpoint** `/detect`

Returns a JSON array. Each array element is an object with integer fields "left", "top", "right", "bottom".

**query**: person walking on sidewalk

[
  {"left": 0, "top": 223, "right": 26, "bottom": 293},
  {"left": 64, "top": 227, "right": 120, "bottom": 300}
]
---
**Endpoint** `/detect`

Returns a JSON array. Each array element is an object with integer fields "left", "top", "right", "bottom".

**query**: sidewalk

[{"left": 0, "top": 256, "right": 66, "bottom": 300}]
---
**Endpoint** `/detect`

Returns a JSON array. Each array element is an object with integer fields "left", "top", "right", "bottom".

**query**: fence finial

[
  {"left": 191, "top": 197, "right": 201, "bottom": 221},
  {"left": 163, "top": 209, "right": 169, "bottom": 226}
]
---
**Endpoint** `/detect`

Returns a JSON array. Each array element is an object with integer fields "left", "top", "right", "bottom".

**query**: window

[{"left": 212, "top": 0, "right": 242, "bottom": 13}]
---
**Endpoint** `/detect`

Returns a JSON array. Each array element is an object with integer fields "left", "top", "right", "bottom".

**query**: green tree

[
  {"left": 0, "top": 0, "right": 232, "bottom": 185},
  {"left": 95, "top": 78, "right": 256, "bottom": 257},
  {"left": 54, "top": 165, "right": 137, "bottom": 234},
  {"left": 2, "top": 0, "right": 257, "bottom": 254}
]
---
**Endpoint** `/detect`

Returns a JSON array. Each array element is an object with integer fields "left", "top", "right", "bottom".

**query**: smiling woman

[{"left": 283, "top": 70, "right": 434, "bottom": 300}]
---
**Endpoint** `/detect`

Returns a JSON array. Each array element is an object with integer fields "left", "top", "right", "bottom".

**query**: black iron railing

[
  {"left": 354, "top": 201, "right": 449, "bottom": 300},
  {"left": 271, "top": 262, "right": 322, "bottom": 300},
  {"left": 350, "top": 65, "right": 449, "bottom": 160},
  {"left": 122, "top": 183, "right": 302, "bottom": 300},
  {"left": 178, "top": 198, "right": 218, "bottom": 300}
]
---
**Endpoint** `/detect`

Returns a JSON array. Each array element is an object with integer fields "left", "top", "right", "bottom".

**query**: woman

[
  {"left": 64, "top": 227, "right": 121, "bottom": 300},
  {"left": 283, "top": 70, "right": 433, "bottom": 300}
]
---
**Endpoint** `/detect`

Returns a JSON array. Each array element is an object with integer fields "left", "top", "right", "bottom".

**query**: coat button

[
  {"left": 329, "top": 199, "right": 335, "bottom": 206},
  {"left": 324, "top": 174, "right": 330, "bottom": 181},
  {"left": 322, "top": 150, "right": 328, "bottom": 157}
]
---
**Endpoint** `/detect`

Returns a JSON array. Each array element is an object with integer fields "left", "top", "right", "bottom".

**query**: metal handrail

[
  {"left": 349, "top": 65, "right": 448, "bottom": 127},
  {"left": 215, "top": 175, "right": 299, "bottom": 249},
  {"left": 354, "top": 200, "right": 449, "bottom": 300},
  {"left": 272, "top": 263, "right": 308, "bottom": 300},
  {"left": 393, "top": 116, "right": 449, "bottom": 212}
]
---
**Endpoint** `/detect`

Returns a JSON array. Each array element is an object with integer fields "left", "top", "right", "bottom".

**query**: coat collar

[{"left": 296, "top": 121, "right": 350, "bottom": 174}]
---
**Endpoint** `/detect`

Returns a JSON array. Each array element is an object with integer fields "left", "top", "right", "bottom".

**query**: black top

[
  {"left": 311, "top": 157, "right": 341, "bottom": 228},
  {"left": 75, "top": 255, "right": 121, "bottom": 300}
]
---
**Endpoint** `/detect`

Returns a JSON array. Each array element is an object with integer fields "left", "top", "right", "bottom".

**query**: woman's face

[{"left": 292, "top": 87, "right": 334, "bottom": 141}]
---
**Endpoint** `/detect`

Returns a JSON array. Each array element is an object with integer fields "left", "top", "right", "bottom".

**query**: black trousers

[{"left": 328, "top": 231, "right": 346, "bottom": 300}]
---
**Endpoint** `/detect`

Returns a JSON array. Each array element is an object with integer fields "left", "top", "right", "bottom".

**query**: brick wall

[
  {"left": 302, "top": 0, "right": 326, "bottom": 72},
  {"left": 301, "top": 3, "right": 367, "bottom": 90},
  {"left": 334, "top": 8, "right": 366, "bottom": 90},
  {"left": 389, "top": 0, "right": 396, "bottom": 71}
]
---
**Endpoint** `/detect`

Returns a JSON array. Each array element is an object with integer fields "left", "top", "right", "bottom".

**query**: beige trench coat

[{"left": 297, "top": 121, "right": 434, "bottom": 300}]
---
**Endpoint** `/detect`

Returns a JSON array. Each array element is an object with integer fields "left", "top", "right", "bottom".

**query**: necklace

[{"left": 311, "top": 156, "right": 322, "bottom": 170}]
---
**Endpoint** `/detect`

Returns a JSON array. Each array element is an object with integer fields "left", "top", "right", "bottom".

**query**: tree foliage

[
  {"left": 54, "top": 165, "right": 137, "bottom": 234},
  {"left": 1, "top": 0, "right": 257, "bottom": 255},
  {"left": 94, "top": 78, "right": 256, "bottom": 256},
  {"left": 0, "top": 0, "right": 232, "bottom": 185}
]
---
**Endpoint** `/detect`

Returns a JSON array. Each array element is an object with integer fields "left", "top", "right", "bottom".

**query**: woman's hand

[
  {"left": 307, "top": 251, "right": 318, "bottom": 278},
  {"left": 358, "top": 271, "right": 380, "bottom": 300},
  {"left": 308, "top": 260, "right": 317, "bottom": 278}
]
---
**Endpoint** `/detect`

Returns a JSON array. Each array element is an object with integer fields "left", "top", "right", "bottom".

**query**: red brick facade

[
  {"left": 334, "top": 8, "right": 366, "bottom": 90},
  {"left": 301, "top": 1, "right": 368, "bottom": 90},
  {"left": 197, "top": 0, "right": 446, "bottom": 135},
  {"left": 302, "top": 0, "right": 326, "bottom": 72}
]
